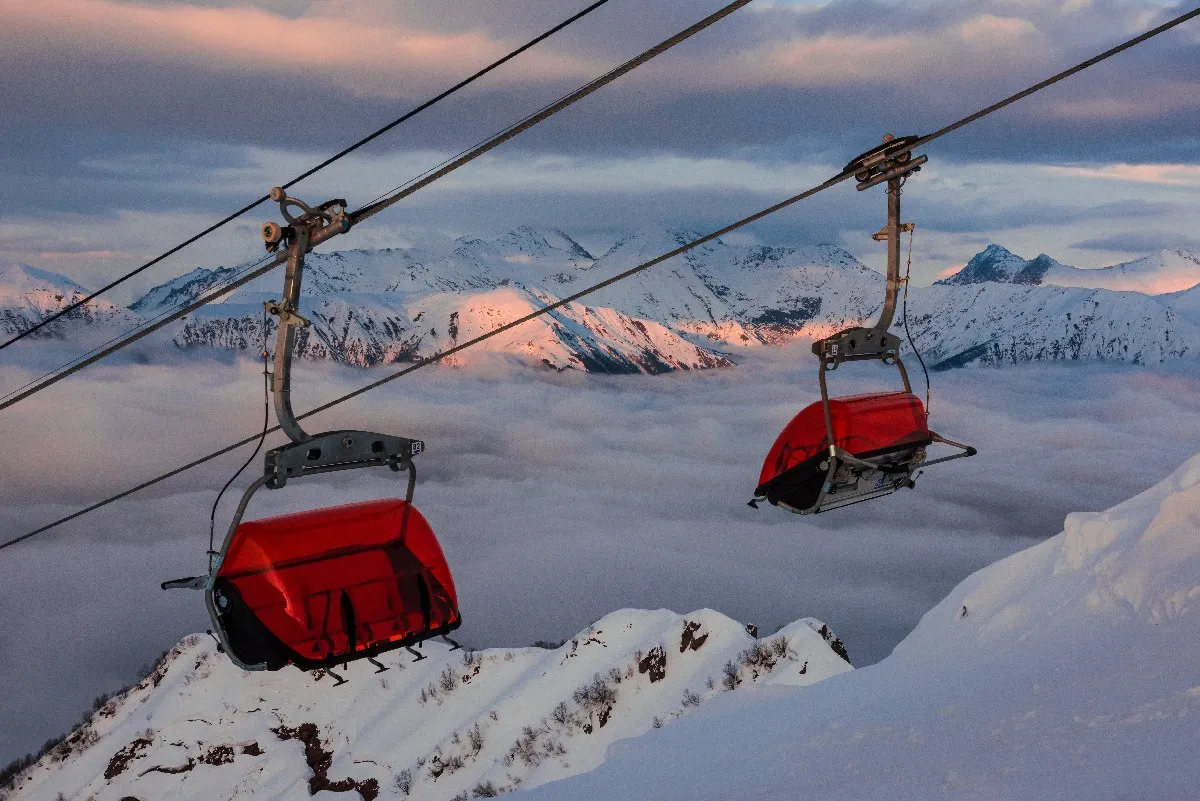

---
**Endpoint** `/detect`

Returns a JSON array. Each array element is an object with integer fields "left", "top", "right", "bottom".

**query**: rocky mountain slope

[
  {"left": 1, "top": 611, "right": 851, "bottom": 801},
  {"left": 4, "top": 231, "right": 1199, "bottom": 372}
]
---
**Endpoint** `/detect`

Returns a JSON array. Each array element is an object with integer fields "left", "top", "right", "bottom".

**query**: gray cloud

[
  {"left": 1070, "top": 230, "right": 1200, "bottom": 252},
  {"left": 2, "top": 349, "right": 1200, "bottom": 765}
]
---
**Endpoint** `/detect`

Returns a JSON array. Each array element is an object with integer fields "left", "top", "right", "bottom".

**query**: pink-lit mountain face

[{"left": 4, "top": 232, "right": 1199, "bottom": 372}]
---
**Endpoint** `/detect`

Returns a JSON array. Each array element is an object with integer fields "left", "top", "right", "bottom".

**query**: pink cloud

[
  {"left": 937, "top": 264, "right": 966, "bottom": 279},
  {"left": 0, "top": 0, "right": 602, "bottom": 99},
  {"left": 1045, "top": 163, "right": 1200, "bottom": 187}
]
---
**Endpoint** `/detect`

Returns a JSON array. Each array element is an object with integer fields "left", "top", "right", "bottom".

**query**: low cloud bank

[{"left": 2, "top": 347, "right": 1199, "bottom": 764}]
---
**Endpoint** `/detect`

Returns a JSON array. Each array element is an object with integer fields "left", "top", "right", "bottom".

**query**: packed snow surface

[{"left": 519, "top": 453, "right": 1200, "bottom": 800}]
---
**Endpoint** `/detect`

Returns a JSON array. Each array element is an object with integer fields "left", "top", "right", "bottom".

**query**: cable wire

[
  {"left": 0, "top": 0, "right": 615, "bottom": 352},
  {"left": 0, "top": 0, "right": 753, "bottom": 413},
  {"left": 207, "top": 308, "right": 273, "bottom": 571},
  {"left": 0, "top": 254, "right": 274, "bottom": 407},
  {"left": 4, "top": 5, "right": 1199, "bottom": 551},
  {"left": 900, "top": 223, "right": 931, "bottom": 417}
]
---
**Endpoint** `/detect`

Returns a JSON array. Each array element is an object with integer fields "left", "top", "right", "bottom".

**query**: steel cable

[
  {"left": 0, "top": 0, "right": 753, "bottom": 413},
  {"left": 0, "top": 0, "right": 616, "bottom": 352}
]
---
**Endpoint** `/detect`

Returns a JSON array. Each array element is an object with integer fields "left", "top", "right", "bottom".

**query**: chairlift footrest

[{"left": 162, "top": 576, "right": 206, "bottom": 591}]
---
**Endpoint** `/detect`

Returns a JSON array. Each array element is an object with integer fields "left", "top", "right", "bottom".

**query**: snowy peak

[
  {"left": 597, "top": 227, "right": 711, "bottom": 269},
  {"left": 494, "top": 226, "right": 595, "bottom": 265},
  {"left": 938, "top": 244, "right": 1200, "bottom": 295},
  {"left": 0, "top": 262, "right": 90, "bottom": 299},
  {"left": 1041, "top": 248, "right": 1200, "bottom": 295},
  {"left": 4, "top": 609, "right": 851, "bottom": 801},
  {"left": 0, "top": 263, "right": 134, "bottom": 339},
  {"left": 936, "top": 244, "right": 1029, "bottom": 285},
  {"left": 128, "top": 266, "right": 241, "bottom": 316}
]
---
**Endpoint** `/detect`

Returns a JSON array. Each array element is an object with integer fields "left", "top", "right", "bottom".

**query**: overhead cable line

[
  {"left": 0, "top": 0, "right": 754, "bottom": 414},
  {"left": 3, "top": 4, "right": 1197, "bottom": 551},
  {"left": 0, "top": 254, "right": 275, "bottom": 407},
  {"left": 0, "top": 0, "right": 615, "bottom": 352}
]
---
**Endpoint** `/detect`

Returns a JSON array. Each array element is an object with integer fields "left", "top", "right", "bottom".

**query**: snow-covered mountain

[
  {"left": 4, "top": 232, "right": 1199, "bottom": 372},
  {"left": 8, "top": 449, "right": 1200, "bottom": 800},
  {"left": 901, "top": 282, "right": 1199, "bottom": 369},
  {"left": 938, "top": 244, "right": 1200, "bottom": 295},
  {"left": 1, "top": 611, "right": 851, "bottom": 801},
  {"left": 513, "top": 452, "right": 1200, "bottom": 801},
  {"left": 0, "top": 262, "right": 140, "bottom": 338}
]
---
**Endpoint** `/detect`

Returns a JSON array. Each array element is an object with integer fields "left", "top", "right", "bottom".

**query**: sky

[
  {"left": 2, "top": 350, "right": 1200, "bottom": 765},
  {"left": 0, "top": 0, "right": 1198, "bottom": 293}
]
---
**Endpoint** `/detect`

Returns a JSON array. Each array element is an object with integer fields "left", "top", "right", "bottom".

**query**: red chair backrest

[
  {"left": 217, "top": 499, "right": 458, "bottom": 667},
  {"left": 759, "top": 391, "right": 930, "bottom": 486}
]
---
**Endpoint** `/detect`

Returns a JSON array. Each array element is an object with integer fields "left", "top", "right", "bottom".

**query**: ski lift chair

[
  {"left": 166, "top": 188, "right": 460, "bottom": 672},
  {"left": 752, "top": 136, "right": 975, "bottom": 514}
]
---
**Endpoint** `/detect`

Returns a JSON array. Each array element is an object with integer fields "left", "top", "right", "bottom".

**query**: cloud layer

[{"left": 2, "top": 348, "right": 1200, "bottom": 765}]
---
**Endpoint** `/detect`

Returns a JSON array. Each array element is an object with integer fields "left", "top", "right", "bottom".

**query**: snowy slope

[
  {"left": 1041, "top": 248, "right": 1200, "bottom": 295},
  {"left": 2, "top": 610, "right": 850, "bottom": 801},
  {"left": 938, "top": 244, "right": 1200, "bottom": 295},
  {"left": 900, "top": 282, "right": 1200, "bottom": 369},
  {"left": 516, "top": 453, "right": 1200, "bottom": 801},
  {"left": 0, "top": 263, "right": 138, "bottom": 338},
  {"left": 8, "top": 231, "right": 1200, "bottom": 371}
]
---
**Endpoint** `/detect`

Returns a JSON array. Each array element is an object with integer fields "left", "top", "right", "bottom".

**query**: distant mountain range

[{"left": 3, "top": 229, "right": 1199, "bottom": 372}]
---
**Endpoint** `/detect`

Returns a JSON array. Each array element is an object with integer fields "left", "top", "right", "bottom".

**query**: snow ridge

[{"left": 2, "top": 609, "right": 850, "bottom": 801}]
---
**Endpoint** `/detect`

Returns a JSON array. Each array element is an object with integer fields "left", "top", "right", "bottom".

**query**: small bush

[
  {"left": 551, "top": 701, "right": 572, "bottom": 727},
  {"left": 393, "top": 768, "right": 412, "bottom": 795},
  {"left": 468, "top": 723, "right": 485, "bottom": 754},
  {"left": 473, "top": 780, "right": 499, "bottom": 797},
  {"left": 439, "top": 666, "right": 457, "bottom": 693},
  {"left": 681, "top": 689, "right": 701, "bottom": 708},
  {"left": 721, "top": 661, "right": 741, "bottom": 691}
]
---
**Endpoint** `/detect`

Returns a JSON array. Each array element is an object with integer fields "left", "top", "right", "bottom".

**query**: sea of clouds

[{"left": 2, "top": 345, "right": 1200, "bottom": 764}]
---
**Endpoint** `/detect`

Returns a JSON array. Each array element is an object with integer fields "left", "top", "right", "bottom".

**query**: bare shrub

[
  {"left": 681, "top": 689, "right": 701, "bottom": 708},
  {"left": 721, "top": 661, "right": 741, "bottom": 691},
  {"left": 573, "top": 674, "right": 618, "bottom": 731},
  {"left": 473, "top": 781, "right": 499, "bottom": 797},
  {"left": 467, "top": 723, "right": 484, "bottom": 754},
  {"left": 393, "top": 769, "right": 412, "bottom": 796},
  {"left": 505, "top": 725, "right": 548, "bottom": 767},
  {"left": 439, "top": 666, "right": 457, "bottom": 693},
  {"left": 551, "top": 701, "right": 573, "bottom": 727}
]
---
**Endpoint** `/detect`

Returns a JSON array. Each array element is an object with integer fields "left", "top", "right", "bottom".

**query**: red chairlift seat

[
  {"left": 755, "top": 391, "right": 933, "bottom": 513},
  {"left": 210, "top": 499, "right": 460, "bottom": 671}
]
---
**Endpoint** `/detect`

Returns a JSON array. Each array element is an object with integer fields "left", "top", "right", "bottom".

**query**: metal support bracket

[
  {"left": 814, "top": 134, "right": 926, "bottom": 360},
  {"left": 264, "top": 430, "right": 424, "bottom": 489},
  {"left": 812, "top": 327, "right": 903, "bottom": 367},
  {"left": 263, "top": 300, "right": 310, "bottom": 329}
]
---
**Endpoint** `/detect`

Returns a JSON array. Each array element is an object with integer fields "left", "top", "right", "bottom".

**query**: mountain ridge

[{"left": 4, "top": 232, "right": 1198, "bottom": 372}]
